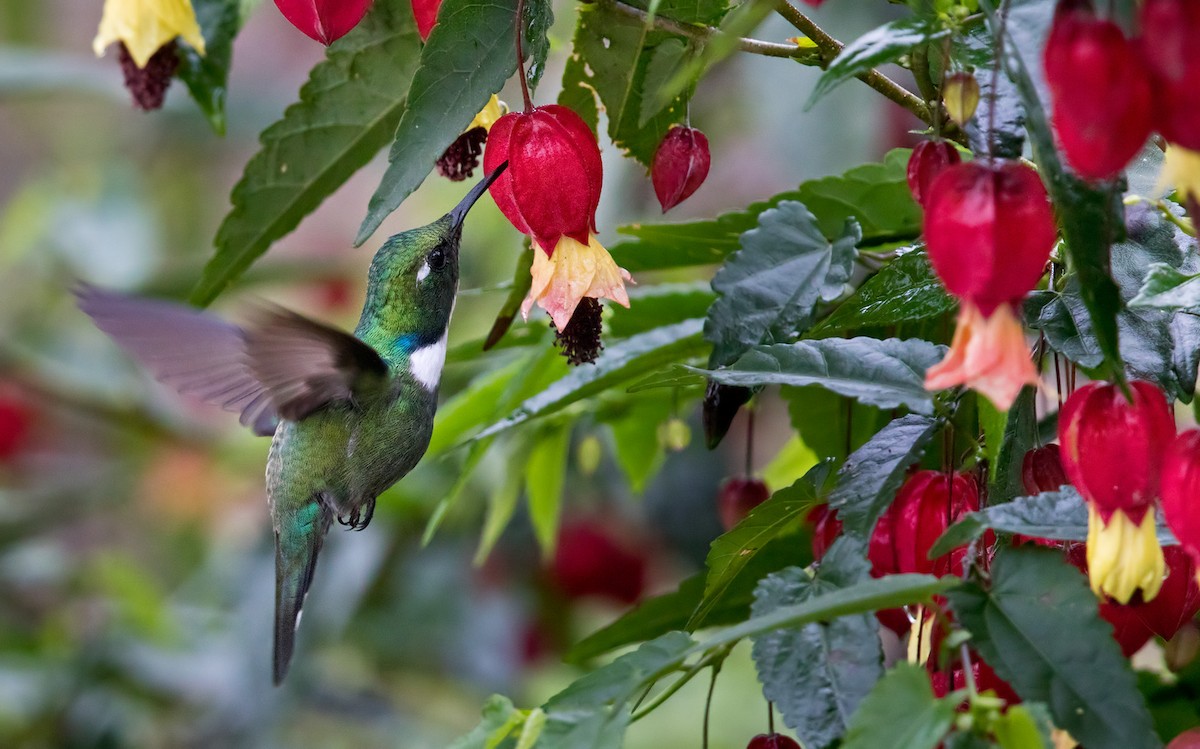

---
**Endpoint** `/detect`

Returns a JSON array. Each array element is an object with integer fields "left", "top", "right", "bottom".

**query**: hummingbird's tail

[{"left": 273, "top": 497, "right": 333, "bottom": 685}]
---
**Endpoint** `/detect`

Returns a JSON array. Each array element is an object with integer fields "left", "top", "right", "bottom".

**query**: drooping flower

[
  {"left": 273, "top": 0, "right": 373, "bottom": 45},
  {"left": 484, "top": 104, "right": 632, "bottom": 364},
  {"left": 1043, "top": 0, "right": 1153, "bottom": 180},
  {"left": 1140, "top": 0, "right": 1200, "bottom": 152},
  {"left": 651, "top": 125, "right": 711, "bottom": 212},
  {"left": 923, "top": 160, "right": 1056, "bottom": 410},
  {"left": 93, "top": 0, "right": 206, "bottom": 110},
  {"left": 906, "top": 140, "right": 961, "bottom": 207},
  {"left": 1022, "top": 444, "right": 1069, "bottom": 495},
  {"left": 412, "top": 0, "right": 442, "bottom": 40},
  {"left": 881, "top": 470, "right": 984, "bottom": 578},
  {"left": 717, "top": 476, "right": 770, "bottom": 530},
  {"left": 550, "top": 520, "right": 647, "bottom": 605},
  {"left": 1059, "top": 380, "right": 1175, "bottom": 603},
  {"left": 1161, "top": 430, "right": 1200, "bottom": 579},
  {"left": 436, "top": 95, "right": 507, "bottom": 182}
]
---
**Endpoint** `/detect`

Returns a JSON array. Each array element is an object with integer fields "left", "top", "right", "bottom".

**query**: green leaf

[
  {"left": 841, "top": 662, "right": 958, "bottom": 749},
  {"left": 474, "top": 442, "right": 527, "bottom": 564},
  {"left": 176, "top": 0, "right": 240, "bottom": 135},
  {"left": 537, "top": 632, "right": 697, "bottom": 749},
  {"left": 689, "top": 461, "right": 833, "bottom": 628},
  {"left": 354, "top": 0, "right": 522, "bottom": 244},
  {"left": 522, "top": 0, "right": 554, "bottom": 91},
  {"left": 813, "top": 250, "right": 956, "bottom": 334},
  {"left": 946, "top": 546, "right": 1161, "bottom": 749},
  {"left": 608, "top": 282, "right": 715, "bottom": 339},
  {"left": 450, "top": 695, "right": 521, "bottom": 749},
  {"left": 558, "top": 3, "right": 688, "bottom": 166},
  {"left": 697, "top": 337, "right": 946, "bottom": 414},
  {"left": 994, "top": 703, "right": 1054, "bottom": 749},
  {"left": 639, "top": 38, "right": 689, "bottom": 127},
  {"left": 987, "top": 387, "right": 1037, "bottom": 504},
  {"left": 191, "top": 0, "right": 421, "bottom": 304},
  {"left": 1130, "top": 263, "right": 1200, "bottom": 312},
  {"left": 808, "top": 16, "right": 950, "bottom": 107},
  {"left": 428, "top": 358, "right": 527, "bottom": 456},
  {"left": 984, "top": 0, "right": 1125, "bottom": 382},
  {"left": 606, "top": 396, "right": 670, "bottom": 493},
  {"left": 782, "top": 387, "right": 885, "bottom": 463},
  {"left": 827, "top": 414, "right": 939, "bottom": 539},
  {"left": 471, "top": 319, "right": 707, "bottom": 440},
  {"left": 609, "top": 150, "right": 921, "bottom": 272},
  {"left": 752, "top": 544, "right": 882, "bottom": 749},
  {"left": 705, "top": 200, "right": 860, "bottom": 367},
  {"left": 525, "top": 425, "right": 571, "bottom": 556}
]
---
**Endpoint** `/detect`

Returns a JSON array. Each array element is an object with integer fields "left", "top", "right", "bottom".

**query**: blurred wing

[
  {"left": 76, "top": 284, "right": 279, "bottom": 435},
  {"left": 244, "top": 305, "right": 389, "bottom": 421}
]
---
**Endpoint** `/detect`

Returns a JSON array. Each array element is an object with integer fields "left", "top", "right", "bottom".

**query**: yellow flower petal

[
  {"left": 467, "top": 95, "right": 507, "bottom": 133},
  {"left": 924, "top": 302, "right": 1040, "bottom": 411},
  {"left": 1086, "top": 505, "right": 1165, "bottom": 604},
  {"left": 1159, "top": 144, "right": 1200, "bottom": 206},
  {"left": 94, "top": 0, "right": 206, "bottom": 69},
  {"left": 521, "top": 235, "right": 633, "bottom": 330}
]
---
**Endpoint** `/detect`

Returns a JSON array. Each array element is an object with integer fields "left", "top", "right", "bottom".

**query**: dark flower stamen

[
  {"left": 118, "top": 41, "right": 179, "bottom": 111},
  {"left": 436, "top": 127, "right": 488, "bottom": 182},
  {"left": 552, "top": 297, "right": 603, "bottom": 365}
]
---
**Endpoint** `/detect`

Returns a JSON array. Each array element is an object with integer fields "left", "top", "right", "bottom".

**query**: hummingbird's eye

[{"left": 426, "top": 246, "right": 447, "bottom": 272}]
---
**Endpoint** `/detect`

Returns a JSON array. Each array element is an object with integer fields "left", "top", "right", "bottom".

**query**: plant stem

[{"left": 515, "top": 0, "right": 533, "bottom": 111}]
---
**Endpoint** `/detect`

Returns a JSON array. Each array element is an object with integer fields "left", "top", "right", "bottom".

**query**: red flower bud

[
  {"left": 747, "top": 734, "right": 801, "bottom": 749},
  {"left": 906, "top": 140, "right": 961, "bottom": 207},
  {"left": 718, "top": 476, "right": 771, "bottom": 531},
  {"left": 1059, "top": 381, "right": 1175, "bottom": 522},
  {"left": 412, "top": 0, "right": 441, "bottom": 41},
  {"left": 879, "top": 471, "right": 984, "bottom": 578},
  {"left": 808, "top": 504, "right": 908, "bottom": 636},
  {"left": 1161, "top": 430, "right": 1200, "bottom": 567},
  {"left": 550, "top": 521, "right": 646, "bottom": 605},
  {"left": 483, "top": 104, "right": 603, "bottom": 256},
  {"left": 924, "top": 160, "right": 1056, "bottom": 317},
  {"left": 651, "top": 125, "right": 711, "bottom": 212},
  {"left": 274, "top": 0, "right": 373, "bottom": 44},
  {"left": 808, "top": 503, "right": 841, "bottom": 560},
  {"left": 1141, "top": 0, "right": 1200, "bottom": 151},
  {"left": 1043, "top": 0, "right": 1153, "bottom": 180},
  {"left": 0, "top": 396, "right": 30, "bottom": 461},
  {"left": 1021, "top": 444, "right": 1070, "bottom": 495}
]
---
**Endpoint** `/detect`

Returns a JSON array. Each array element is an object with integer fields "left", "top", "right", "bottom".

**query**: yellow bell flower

[
  {"left": 1086, "top": 506, "right": 1165, "bottom": 604},
  {"left": 467, "top": 95, "right": 507, "bottom": 134},
  {"left": 94, "top": 0, "right": 206, "bottom": 69}
]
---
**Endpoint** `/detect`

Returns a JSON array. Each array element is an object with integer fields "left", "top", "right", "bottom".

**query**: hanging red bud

[
  {"left": 1043, "top": 0, "right": 1153, "bottom": 180},
  {"left": 1141, "top": 0, "right": 1200, "bottom": 151},
  {"left": 880, "top": 471, "right": 984, "bottom": 578},
  {"left": 274, "top": 0, "right": 373, "bottom": 45},
  {"left": 1161, "top": 430, "right": 1200, "bottom": 575},
  {"left": 412, "top": 0, "right": 442, "bottom": 40},
  {"left": 906, "top": 140, "right": 961, "bottom": 207},
  {"left": 1060, "top": 380, "right": 1175, "bottom": 603},
  {"left": 651, "top": 125, "right": 711, "bottom": 212},
  {"left": 550, "top": 520, "right": 647, "bottom": 605},
  {"left": 942, "top": 72, "right": 980, "bottom": 126},
  {"left": 484, "top": 104, "right": 603, "bottom": 256},
  {"left": 1022, "top": 444, "right": 1070, "bottom": 495},
  {"left": 747, "top": 735, "right": 801, "bottom": 749},
  {"left": 0, "top": 395, "right": 31, "bottom": 462},
  {"left": 718, "top": 476, "right": 770, "bottom": 530}
]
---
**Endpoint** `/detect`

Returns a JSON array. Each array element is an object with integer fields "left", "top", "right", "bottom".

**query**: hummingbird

[{"left": 77, "top": 165, "right": 506, "bottom": 684}]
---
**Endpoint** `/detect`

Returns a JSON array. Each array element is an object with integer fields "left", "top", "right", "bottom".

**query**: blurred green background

[{"left": 0, "top": 1, "right": 916, "bottom": 746}]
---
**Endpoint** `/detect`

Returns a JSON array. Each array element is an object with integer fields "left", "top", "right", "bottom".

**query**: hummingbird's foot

[{"left": 338, "top": 498, "right": 376, "bottom": 531}]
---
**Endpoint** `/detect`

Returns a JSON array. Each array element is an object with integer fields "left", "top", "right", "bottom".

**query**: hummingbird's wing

[
  {"left": 77, "top": 285, "right": 279, "bottom": 435},
  {"left": 243, "top": 305, "right": 389, "bottom": 421}
]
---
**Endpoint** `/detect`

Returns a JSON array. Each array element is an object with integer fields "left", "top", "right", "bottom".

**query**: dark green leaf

[
  {"left": 1130, "top": 264, "right": 1200, "bottom": 312},
  {"left": 176, "top": 0, "right": 240, "bottom": 135},
  {"left": 827, "top": 415, "right": 939, "bottom": 539},
  {"left": 639, "top": 38, "right": 689, "bottom": 127},
  {"left": 947, "top": 546, "right": 1161, "bottom": 749},
  {"left": 688, "top": 461, "right": 833, "bottom": 629},
  {"left": 472, "top": 319, "right": 707, "bottom": 440},
  {"left": 609, "top": 150, "right": 921, "bottom": 272},
  {"left": 808, "top": 17, "right": 950, "bottom": 107},
  {"left": 841, "top": 662, "right": 957, "bottom": 749},
  {"left": 191, "top": 0, "right": 421, "bottom": 304},
  {"left": 355, "top": 0, "right": 521, "bottom": 245},
  {"left": 697, "top": 337, "right": 946, "bottom": 414},
  {"left": 608, "top": 282, "right": 715, "bottom": 338},
  {"left": 783, "top": 386, "right": 885, "bottom": 462},
  {"left": 705, "top": 201, "right": 860, "bottom": 367},
  {"left": 537, "top": 632, "right": 696, "bottom": 749},
  {"left": 813, "top": 250, "right": 956, "bottom": 334},
  {"left": 752, "top": 543, "right": 882, "bottom": 749},
  {"left": 987, "top": 387, "right": 1037, "bottom": 504}
]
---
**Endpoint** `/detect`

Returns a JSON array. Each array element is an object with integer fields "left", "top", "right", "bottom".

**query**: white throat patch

[{"left": 409, "top": 329, "right": 448, "bottom": 391}]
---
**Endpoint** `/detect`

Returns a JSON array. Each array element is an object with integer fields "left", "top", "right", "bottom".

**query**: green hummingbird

[{"left": 77, "top": 165, "right": 506, "bottom": 684}]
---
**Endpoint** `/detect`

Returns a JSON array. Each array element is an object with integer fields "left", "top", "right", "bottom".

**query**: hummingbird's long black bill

[{"left": 449, "top": 161, "right": 508, "bottom": 229}]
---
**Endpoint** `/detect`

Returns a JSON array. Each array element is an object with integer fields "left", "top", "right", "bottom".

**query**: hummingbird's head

[{"left": 363, "top": 165, "right": 507, "bottom": 337}]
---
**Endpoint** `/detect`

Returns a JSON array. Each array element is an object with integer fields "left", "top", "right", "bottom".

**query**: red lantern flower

[
  {"left": 0, "top": 396, "right": 30, "bottom": 462},
  {"left": 808, "top": 504, "right": 907, "bottom": 635},
  {"left": 1140, "top": 0, "right": 1200, "bottom": 152},
  {"left": 1060, "top": 380, "right": 1175, "bottom": 603},
  {"left": 717, "top": 476, "right": 770, "bottom": 531},
  {"left": 651, "top": 125, "right": 711, "bottom": 212},
  {"left": 747, "top": 735, "right": 801, "bottom": 749},
  {"left": 880, "top": 471, "right": 983, "bottom": 578},
  {"left": 1161, "top": 430, "right": 1200, "bottom": 577},
  {"left": 274, "top": 0, "right": 373, "bottom": 45},
  {"left": 1022, "top": 444, "right": 1070, "bottom": 495},
  {"left": 1043, "top": 0, "right": 1153, "bottom": 180},
  {"left": 550, "top": 520, "right": 647, "bottom": 605},
  {"left": 923, "top": 160, "right": 1056, "bottom": 410},
  {"left": 412, "top": 0, "right": 441, "bottom": 40},
  {"left": 906, "top": 140, "right": 961, "bottom": 208}
]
